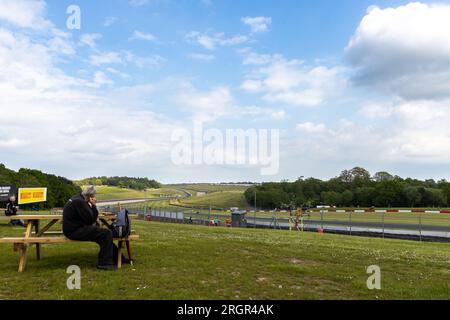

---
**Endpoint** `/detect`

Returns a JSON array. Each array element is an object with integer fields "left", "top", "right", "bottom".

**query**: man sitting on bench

[{"left": 63, "top": 186, "right": 130, "bottom": 271}]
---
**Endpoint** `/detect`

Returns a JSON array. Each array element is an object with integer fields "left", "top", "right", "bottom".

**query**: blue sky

[{"left": 1, "top": 0, "right": 450, "bottom": 183}]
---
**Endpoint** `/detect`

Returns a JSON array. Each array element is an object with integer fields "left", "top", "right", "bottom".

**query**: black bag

[
  {"left": 110, "top": 209, "right": 131, "bottom": 238},
  {"left": 5, "top": 202, "right": 17, "bottom": 216}
]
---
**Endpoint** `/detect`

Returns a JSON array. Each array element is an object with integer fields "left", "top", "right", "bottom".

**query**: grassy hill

[
  {"left": 175, "top": 190, "right": 248, "bottom": 209},
  {"left": 91, "top": 186, "right": 184, "bottom": 201},
  {"left": 165, "top": 183, "right": 250, "bottom": 194},
  {"left": 0, "top": 219, "right": 449, "bottom": 299}
]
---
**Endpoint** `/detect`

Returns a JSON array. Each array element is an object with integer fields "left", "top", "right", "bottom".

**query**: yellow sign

[{"left": 18, "top": 188, "right": 47, "bottom": 205}]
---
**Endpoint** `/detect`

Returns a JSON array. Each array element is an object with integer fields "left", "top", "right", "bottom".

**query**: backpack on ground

[{"left": 110, "top": 209, "right": 131, "bottom": 238}]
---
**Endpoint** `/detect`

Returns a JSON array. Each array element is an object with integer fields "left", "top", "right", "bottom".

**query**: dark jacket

[
  {"left": 63, "top": 194, "right": 99, "bottom": 235},
  {"left": 5, "top": 200, "right": 18, "bottom": 216}
]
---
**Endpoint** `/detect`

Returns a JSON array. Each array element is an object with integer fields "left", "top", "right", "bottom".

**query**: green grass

[
  {"left": 91, "top": 186, "right": 183, "bottom": 201},
  {"left": 165, "top": 183, "right": 250, "bottom": 194},
  {"left": 175, "top": 190, "right": 248, "bottom": 209},
  {"left": 0, "top": 219, "right": 449, "bottom": 299}
]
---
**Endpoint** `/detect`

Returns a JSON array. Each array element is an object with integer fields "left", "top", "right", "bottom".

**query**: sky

[{"left": 1, "top": 0, "right": 450, "bottom": 183}]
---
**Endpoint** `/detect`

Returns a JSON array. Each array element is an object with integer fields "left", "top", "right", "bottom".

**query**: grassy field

[
  {"left": 0, "top": 218, "right": 449, "bottom": 300},
  {"left": 93, "top": 184, "right": 248, "bottom": 209},
  {"left": 175, "top": 190, "right": 248, "bottom": 209},
  {"left": 165, "top": 183, "right": 250, "bottom": 194},
  {"left": 92, "top": 186, "right": 183, "bottom": 201}
]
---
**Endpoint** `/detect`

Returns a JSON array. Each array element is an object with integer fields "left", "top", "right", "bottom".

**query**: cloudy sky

[{"left": 1, "top": 0, "right": 450, "bottom": 183}]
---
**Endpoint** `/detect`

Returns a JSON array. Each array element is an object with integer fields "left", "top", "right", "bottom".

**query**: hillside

[
  {"left": 174, "top": 190, "right": 248, "bottom": 209},
  {"left": 0, "top": 164, "right": 81, "bottom": 208},
  {"left": 93, "top": 185, "right": 185, "bottom": 201}
]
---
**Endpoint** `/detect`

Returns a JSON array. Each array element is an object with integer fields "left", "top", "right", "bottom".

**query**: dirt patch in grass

[{"left": 289, "top": 258, "right": 317, "bottom": 266}]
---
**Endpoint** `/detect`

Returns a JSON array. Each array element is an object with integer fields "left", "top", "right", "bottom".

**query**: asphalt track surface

[{"left": 251, "top": 217, "right": 450, "bottom": 232}]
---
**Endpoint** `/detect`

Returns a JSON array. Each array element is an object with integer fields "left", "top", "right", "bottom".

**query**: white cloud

[
  {"left": 240, "top": 80, "right": 263, "bottom": 92},
  {"left": 287, "top": 120, "right": 385, "bottom": 169},
  {"left": 271, "top": 110, "right": 286, "bottom": 120},
  {"left": 346, "top": 2, "right": 450, "bottom": 100},
  {"left": 315, "top": 2, "right": 450, "bottom": 177},
  {"left": 186, "top": 31, "right": 247, "bottom": 50},
  {"left": 172, "top": 81, "right": 287, "bottom": 123},
  {"left": 48, "top": 35, "right": 76, "bottom": 56},
  {"left": 0, "top": 0, "right": 52, "bottom": 30},
  {"left": 93, "top": 71, "right": 113, "bottom": 86},
  {"left": 0, "top": 27, "right": 80, "bottom": 95},
  {"left": 80, "top": 33, "right": 102, "bottom": 49},
  {"left": 241, "top": 16, "right": 272, "bottom": 33},
  {"left": 359, "top": 102, "right": 394, "bottom": 119},
  {"left": 177, "top": 85, "right": 234, "bottom": 122},
  {"left": 296, "top": 122, "right": 326, "bottom": 133},
  {"left": 384, "top": 100, "right": 450, "bottom": 160},
  {"left": 288, "top": 97, "right": 450, "bottom": 173},
  {"left": 0, "top": 138, "right": 25, "bottom": 148},
  {"left": 241, "top": 52, "right": 346, "bottom": 107},
  {"left": 106, "top": 67, "right": 130, "bottom": 79},
  {"left": 88, "top": 50, "right": 166, "bottom": 69},
  {"left": 265, "top": 89, "right": 326, "bottom": 107},
  {"left": 125, "top": 51, "right": 166, "bottom": 69},
  {"left": 0, "top": 21, "right": 180, "bottom": 179},
  {"left": 0, "top": 1, "right": 76, "bottom": 58},
  {"left": 130, "top": 30, "right": 157, "bottom": 41},
  {"left": 241, "top": 106, "right": 286, "bottom": 120},
  {"left": 240, "top": 49, "right": 274, "bottom": 65},
  {"left": 89, "top": 51, "right": 122, "bottom": 66}
]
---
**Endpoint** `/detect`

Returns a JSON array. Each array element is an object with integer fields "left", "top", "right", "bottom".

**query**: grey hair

[{"left": 82, "top": 185, "right": 97, "bottom": 199}]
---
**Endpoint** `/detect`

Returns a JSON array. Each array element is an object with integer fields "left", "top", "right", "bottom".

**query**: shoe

[
  {"left": 96, "top": 264, "right": 118, "bottom": 271},
  {"left": 121, "top": 256, "right": 132, "bottom": 264},
  {"left": 115, "top": 256, "right": 132, "bottom": 265}
]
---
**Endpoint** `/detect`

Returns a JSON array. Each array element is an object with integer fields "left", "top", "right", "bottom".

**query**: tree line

[
  {"left": 76, "top": 176, "right": 161, "bottom": 190},
  {"left": 0, "top": 164, "right": 81, "bottom": 209},
  {"left": 244, "top": 167, "right": 450, "bottom": 209}
]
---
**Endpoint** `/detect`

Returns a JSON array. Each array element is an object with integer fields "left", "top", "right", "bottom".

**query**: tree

[
  {"left": 373, "top": 180, "right": 403, "bottom": 207},
  {"left": 422, "top": 188, "right": 447, "bottom": 207},
  {"left": 321, "top": 191, "right": 341, "bottom": 206},
  {"left": 0, "top": 164, "right": 81, "bottom": 209},
  {"left": 402, "top": 187, "right": 422, "bottom": 207},
  {"left": 354, "top": 187, "right": 375, "bottom": 207},
  {"left": 341, "top": 190, "right": 354, "bottom": 206},
  {"left": 244, "top": 168, "right": 450, "bottom": 209},
  {"left": 373, "top": 171, "right": 394, "bottom": 182},
  {"left": 339, "top": 167, "right": 371, "bottom": 188}
]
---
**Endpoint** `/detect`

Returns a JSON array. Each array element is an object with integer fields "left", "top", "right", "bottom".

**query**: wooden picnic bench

[{"left": 0, "top": 214, "right": 139, "bottom": 272}]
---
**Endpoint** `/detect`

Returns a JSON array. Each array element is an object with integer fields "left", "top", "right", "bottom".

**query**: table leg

[
  {"left": 117, "top": 240, "right": 123, "bottom": 269},
  {"left": 18, "top": 244, "right": 28, "bottom": 273},
  {"left": 18, "top": 221, "right": 33, "bottom": 272},
  {"left": 35, "top": 220, "right": 41, "bottom": 260},
  {"left": 125, "top": 240, "right": 133, "bottom": 265}
]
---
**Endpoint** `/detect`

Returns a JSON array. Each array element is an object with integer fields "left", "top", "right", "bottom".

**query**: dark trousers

[
  {"left": 5, "top": 213, "right": 24, "bottom": 226},
  {"left": 65, "top": 225, "right": 118, "bottom": 265}
]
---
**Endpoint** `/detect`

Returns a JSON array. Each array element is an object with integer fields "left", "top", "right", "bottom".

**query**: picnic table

[{"left": 0, "top": 214, "right": 139, "bottom": 272}]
